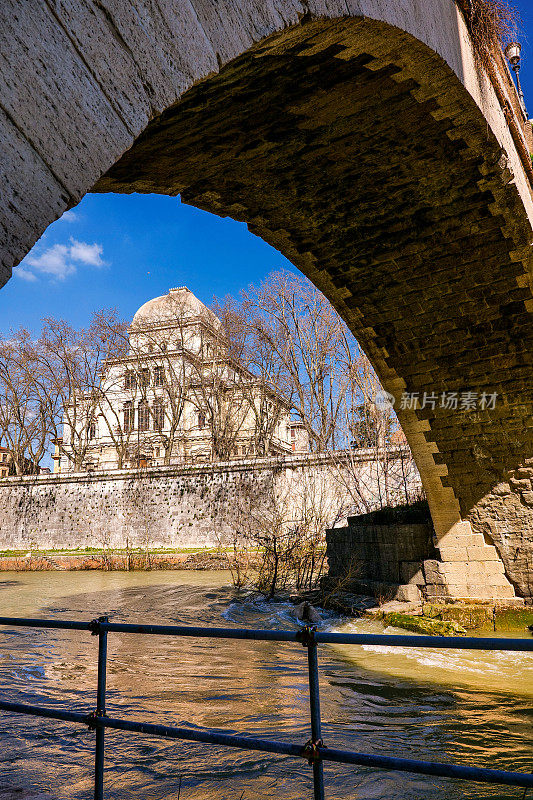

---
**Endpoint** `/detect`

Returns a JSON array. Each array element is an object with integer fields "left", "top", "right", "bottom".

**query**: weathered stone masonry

[
  {"left": 326, "top": 520, "right": 517, "bottom": 601},
  {"left": 0, "top": 451, "right": 397, "bottom": 551},
  {"left": 469, "top": 465, "right": 533, "bottom": 598},
  {"left": 1, "top": 1, "right": 533, "bottom": 598},
  {"left": 0, "top": 462, "right": 272, "bottom": 551}
]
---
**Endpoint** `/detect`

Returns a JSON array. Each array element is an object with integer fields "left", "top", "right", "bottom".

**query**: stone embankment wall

[
  {"left": 0, "top": 452, "right": 410, "bottom": 552},
  {"left": 0, "top": 552, "right": 228, "bottom": 571},
  {"left": 0, "top": 463, "right": 271, "bottom": 551}
]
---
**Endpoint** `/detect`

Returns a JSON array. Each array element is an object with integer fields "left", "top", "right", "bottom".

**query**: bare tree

[
  {"left": 214, "top": 296, "right": 291, "bottom": 457},
  {"left": 35, "top": 312, "right": 125, "bottom": 472},
  {"left": 215, "top": 270, "right": 420, "bottom": 512},
  {"left": 224, "top": 465, "right": 346, "bottom": 597},
  {"left": 0, "top": 330, "right": 56, "bottom": 474}
]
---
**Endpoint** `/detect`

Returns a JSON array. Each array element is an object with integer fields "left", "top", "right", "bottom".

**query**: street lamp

[{"left": 504, "top": 41, "right": 528, "bottom": 117}]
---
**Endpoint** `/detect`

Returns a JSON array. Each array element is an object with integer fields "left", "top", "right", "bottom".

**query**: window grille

[
  {"left": 140, "top": 368, "right": 151, "bottom": 388},
  {"left": 154, "top": 366, "right": 164, "bottom": 387},
  {"left": 124, "top": 402, "right": 134, "bottom": 433},
  {"left": 124, "top": 371, "right": 137, "bottom": 391},
  {"left": 153, "top": 401, "right": 165, "bottom": 432},
  {"left": 138, "top": 401, "right": 150, "bottom": 432}
]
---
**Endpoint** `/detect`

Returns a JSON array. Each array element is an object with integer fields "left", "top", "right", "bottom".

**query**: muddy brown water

[{"left": 0, "top": 571, "right": 531, "bottom": 799}]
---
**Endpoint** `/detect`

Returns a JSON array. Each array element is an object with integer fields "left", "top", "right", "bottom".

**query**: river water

[{"left": 0, "top": 571, "right": 531, "bottom": 800}]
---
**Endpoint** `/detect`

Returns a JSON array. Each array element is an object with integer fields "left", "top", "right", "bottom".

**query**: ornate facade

[{"left": 57, "top": 287, "right": 306, "bottom": 473}]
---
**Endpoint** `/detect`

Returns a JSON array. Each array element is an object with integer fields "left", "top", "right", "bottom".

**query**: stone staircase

[
  {"left": 43, "top": 555, "right": 68, "bottom": 570},
  {"left": 426, "top": 522, "right": 515, "bottom": 600},
  {"left": 326, "top": 518, "right": 517, "bottom": 602}
]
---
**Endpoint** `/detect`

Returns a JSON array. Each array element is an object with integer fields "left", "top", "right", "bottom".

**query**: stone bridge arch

[{"left": 1, "top": 1, "right": 533, "bottom": 597}]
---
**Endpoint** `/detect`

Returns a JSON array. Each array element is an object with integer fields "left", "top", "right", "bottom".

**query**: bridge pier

[
  {"left": 428, "top": 521, "right": 515, "bottom": 600},
  {"left": 326, "top": 518, "right": 517, "bottom": 603}
]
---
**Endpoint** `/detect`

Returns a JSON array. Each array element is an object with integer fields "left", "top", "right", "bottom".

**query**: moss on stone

[
  {"left": 423, "top": 603, "right": 533, "bottom": 632},
  {"left": 383, "top": 612, "right": 467, "bottom": 636},
  {"left": 423, "top": 603, "right": 492, "bottom": 629},
  {"left": 492, "top": 607, "right": 533, "bottom": 632}
]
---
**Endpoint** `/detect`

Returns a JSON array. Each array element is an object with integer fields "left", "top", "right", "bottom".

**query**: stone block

[
  {"left": 510, "top": 478, "right": 532, "bottom": 491},
  {"left": 491, "top": 483, "right": 512, "bottom": 496},
  {"left": 437, "top": 547, "right": 468, "bottom": 561},
  {"left": 423, "top": 560, "right": 447, "bottom": 585},
  {"left": 395, "top": 584, "right": 421, "bottom": 603},
  {"left": 522, "top": 491, "right": 533, "bottom": 507},
  {"left": 467, "top": 545, "right": 499, "bottom": 561},
  {"left": 445, "top": 584, "right": 470, "bottom": 598},
  {"left": 424, "top": 585, "right": 450, "bottom": 600},
  {"left": 379, "top": 561, "right": 400, "bottom": 582},
  {"left": 479, "top": 560, "right": 506, "bottom": 575},
  {"left": 439, "top": 561, "right": 469, "bottom": 579},
  {"left": 447, "top": 521, "right": 474, "bottom": 538},
  {"left": 435, "top": 533, "right": 479, "bottom": 550},
  {"left": 399, "top": 561, "right": 425, "bottom": 584},
  {"left": 463, "top": 585, "right": 497, "bottom": 600},
  {"left": 467, "top": 584, "right": 515, "bottom": 599}
]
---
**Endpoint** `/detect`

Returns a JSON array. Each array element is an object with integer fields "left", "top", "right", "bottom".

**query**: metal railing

[{"left": 0, "top": 615, "right": 533, "bottom": 799}]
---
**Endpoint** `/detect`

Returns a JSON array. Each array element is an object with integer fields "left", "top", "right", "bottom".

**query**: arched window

[
  {"left": 198, "top": 411, "right": 206, "bottom": 430},
  {"left": 153, "top": 400, "right": 165, "bottom": 432},
  {"left": 88, "top": 420, "right": 96, "bottom": 440},
  {"left": 124, "top": 401, "right": 134, "bottom": 433},
  {"left": 138, "top": 400, "right": 150, "bottom": 431}
]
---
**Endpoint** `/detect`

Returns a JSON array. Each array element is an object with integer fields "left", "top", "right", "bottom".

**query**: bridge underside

[
  {"left": 1, "top": 3, "right": 533, "bottom": 598},
  {"left": 93, "top": 19, "right": 533, "bottom": 598}
]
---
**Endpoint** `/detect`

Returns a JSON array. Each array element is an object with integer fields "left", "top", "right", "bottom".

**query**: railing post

[
  {"left": 302, "top": 627, "right": 325, "bottom": 800},
  {"left": 92, "top": 616, "right": 108, "bottom": 800}
]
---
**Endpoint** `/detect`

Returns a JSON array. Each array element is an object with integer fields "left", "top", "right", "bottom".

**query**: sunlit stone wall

[
  {"left": 0, "top": 452, "right": 410, "bottom": 552},
  {"left": 0, "top": 463, "right": 271, "bottom": 551}
]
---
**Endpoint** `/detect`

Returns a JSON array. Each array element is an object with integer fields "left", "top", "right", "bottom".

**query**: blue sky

[
  {"left": 2, "top": 1, "right": 532, "bottom": 335},
  {"left": 1, "top": 194, "right": 294, "bottom": 334}
]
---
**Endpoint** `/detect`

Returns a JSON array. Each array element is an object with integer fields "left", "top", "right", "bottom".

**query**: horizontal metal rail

[
  {"left": 1, "top": 616, "right": 533, "bottom": 651},
  {"left": 0, "top": 616, "right": 94, "bottom": 632},
  {"left": 1, "top": 615, "right": 532, "bottom": 799},
  {"left": 1, "top": 699, "right": 532, "bottom": 789}
]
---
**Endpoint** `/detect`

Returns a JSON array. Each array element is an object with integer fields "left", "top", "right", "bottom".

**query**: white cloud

[
  {"left": 15, "top": 267, "right": 38, "bottom": 282},
  {"left": 59, "top": 210, "right": 78, "bottom": 223},
  {"left": 18, "top": 239, "right": 107, "bottom": 281},
  {"left": 26, "top": 243, "right": 74, "bottom": 279},
  {"left": 69, "top": 239, "right": 104, "bottom": 267}
]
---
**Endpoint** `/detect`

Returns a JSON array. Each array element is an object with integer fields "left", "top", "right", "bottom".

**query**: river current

[{"left": 0, "top": 570, "right": 531, "bottom": 800}]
